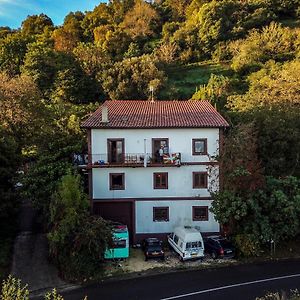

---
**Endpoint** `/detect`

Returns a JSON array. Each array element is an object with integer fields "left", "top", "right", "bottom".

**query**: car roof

[
  {"left": 206, "top": 235, "right": 224, "bottom": 240},
  {"left": 146, "top": 238, "right": 160, "bottom": 242},
  {"left": 174, "top": 226, "right": 203, "bottom": 241}
]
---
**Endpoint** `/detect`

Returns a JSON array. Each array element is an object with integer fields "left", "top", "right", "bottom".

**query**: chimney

[{"left": 101, "top": 105, "right": 109, "bottom": 123}]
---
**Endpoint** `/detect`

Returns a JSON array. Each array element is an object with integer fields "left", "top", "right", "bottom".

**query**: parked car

[
  {"left": 203, "top": 235, "right": 235, "bottom": 259},
  {"left": 168, "top": 226, "right": 204, "bottom": 261},
  {"left": 142, "top": 238, "right": 165, "bottom": 261}
]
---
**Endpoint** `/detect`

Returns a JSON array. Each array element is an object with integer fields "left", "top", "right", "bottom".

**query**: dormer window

[{"left": 192, "top": 139, "right": 207, "bottom": 155}]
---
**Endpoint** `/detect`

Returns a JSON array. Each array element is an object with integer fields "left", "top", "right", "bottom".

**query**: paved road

[{"left": 62, "top": 259, "right": 300, "bottom": 300}]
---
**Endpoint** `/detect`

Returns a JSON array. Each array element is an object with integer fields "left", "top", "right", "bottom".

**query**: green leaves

[
  {"left": 48, "top": 173, "right": 113, "bottom": 280},
  {"left": 211, "top": 176, "right": 300, "bottom": 247}
]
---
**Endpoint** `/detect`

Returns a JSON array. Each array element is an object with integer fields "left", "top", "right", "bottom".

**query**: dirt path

[{"left": 11, "top": 199, "right": 74, "bottom": 295}]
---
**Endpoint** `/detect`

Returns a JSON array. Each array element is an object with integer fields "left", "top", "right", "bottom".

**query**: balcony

[{"left": 74, "top": 153, "right": 181, "bottom": 168}]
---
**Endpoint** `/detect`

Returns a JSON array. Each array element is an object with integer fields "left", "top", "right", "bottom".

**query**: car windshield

[
  {"left": 218, "top": 239, "right": 232, "bottom": 248},
  {"left": 148, "top": 240, "right": 160, "bottom": 246},
  {"left": 186, "top": 241, "right": 202, "bottom": 249},
  {"left": 148, "top": 245, "right": 162, "bottom": 251}
]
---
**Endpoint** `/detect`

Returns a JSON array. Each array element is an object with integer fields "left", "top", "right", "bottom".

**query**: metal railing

[{"left": 74, "top": 153, "right": 181, "bottom": 166}]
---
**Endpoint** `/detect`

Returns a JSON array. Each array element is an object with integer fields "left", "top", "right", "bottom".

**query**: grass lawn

[{"left": 159, "top": 61, "right": 232, "bottom": 100}]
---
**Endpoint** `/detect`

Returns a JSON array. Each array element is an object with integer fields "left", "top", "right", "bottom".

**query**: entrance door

[{"left": 107, "top": 139, "right": 124, "bottom": 163}]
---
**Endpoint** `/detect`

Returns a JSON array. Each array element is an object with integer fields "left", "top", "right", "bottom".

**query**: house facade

[{"left": 82, "top": 100, "right": 229, "bottom": 244}]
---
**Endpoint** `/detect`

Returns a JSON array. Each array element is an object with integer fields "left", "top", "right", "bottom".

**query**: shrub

[
  {"left": 1, "top": 275, "right": 29, "bottom": 300},
  {"left": 234, "top": 234, "right": 260, "bottom": 257}
]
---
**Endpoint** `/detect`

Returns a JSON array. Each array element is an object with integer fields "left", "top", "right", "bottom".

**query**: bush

[
  {"left": 1, "top": 275, "right": 29, "bottom": 300},
  {"left": 234, "top": 234, "right": 260, "bottom": 257}
]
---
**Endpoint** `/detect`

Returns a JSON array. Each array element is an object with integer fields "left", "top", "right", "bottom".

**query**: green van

[{"left": 104, "top": 223, "right": 129, "bottom": 259}]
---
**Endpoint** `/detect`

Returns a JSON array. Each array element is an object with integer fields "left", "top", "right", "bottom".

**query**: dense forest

[{"left": 0, "top": 0, "right": 300, "bottom": 279}]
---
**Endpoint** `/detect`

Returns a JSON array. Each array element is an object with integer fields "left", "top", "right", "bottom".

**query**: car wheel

[
  {"left": 211, "top": 251, "right": 218, "bottom": 259},
  {"left": 161, "top": 256, "right": 165, "bottom": 261},
  {"left": 145, "top": 257, "right": 148, "bottom": 261}
]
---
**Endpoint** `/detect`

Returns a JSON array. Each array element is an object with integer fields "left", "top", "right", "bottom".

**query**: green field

[{"left": 159, "top": 61, "right": 232, "bottom": 100}]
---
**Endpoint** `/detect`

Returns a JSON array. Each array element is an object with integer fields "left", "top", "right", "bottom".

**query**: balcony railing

[{"left": 74, "top": 153, "right": 181, "bottom": 167}]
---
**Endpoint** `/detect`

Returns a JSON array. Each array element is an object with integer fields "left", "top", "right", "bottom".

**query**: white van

[{"left": 168, "top": 226, "right": 205, "bottom": 261}]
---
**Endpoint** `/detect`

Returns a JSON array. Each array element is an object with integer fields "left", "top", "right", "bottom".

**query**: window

[
  {"left": 174, "top": 235, "right": 179, "bottom": 244},
  {"left": 193, "top": 172, "right": 208, "bottom": 188},
  {"left": 153, "top": 172, "right": 168, "bottom": 189},
  {"left": 112, "top": 239, "right": 127, "bottom": 248},
  {"left": 192, "top": 206, "right": 208, "bottom": 221},
  {"left": 109, "top": 173, "right": 125, "bottom": 190},
  {"left": 153, "top": 207, "right": 169, "bottom": 222},
  {"left": 192, "top": 139, "right": 207, "bottom": 155}
]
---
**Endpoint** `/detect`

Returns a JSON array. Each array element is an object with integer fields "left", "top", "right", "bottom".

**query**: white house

[{"left": 82, "top": 100, "right": 229, "bottom": 243}]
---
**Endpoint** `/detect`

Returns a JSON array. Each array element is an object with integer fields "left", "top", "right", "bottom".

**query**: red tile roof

[{"left": 81, "top": 100, "right": 229, "bottom": 129}]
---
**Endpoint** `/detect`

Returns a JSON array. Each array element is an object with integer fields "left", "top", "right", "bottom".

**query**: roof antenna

[{"left": 149, "top": 85, "right": 154, "bottom": 103}]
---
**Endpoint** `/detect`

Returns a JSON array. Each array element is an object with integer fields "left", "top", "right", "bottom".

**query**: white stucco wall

[
  {"left": 135, "top": 200, "right": 219, "bottom": 233},
  {"left": 91, "top": 128, "right": 220, "bottom": 163},
  {"left": 92, "top": 165, "right": 219, "bottom": 199}
]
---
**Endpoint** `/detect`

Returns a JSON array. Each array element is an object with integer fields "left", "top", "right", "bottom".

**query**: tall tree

[
  {"left": 102, "top": 54, "right": 165, "bottom": 99},
  {"left": 21, "top": 14, "right": 53, "bottom": 35},
  {"left": 0, "top": 33, "right": 32, "bottom": 76},
  {"left": 122, "top": 0, "right": 159, "bottom": 39},
  {"left": 52, "top": 12, "right": 85, "bottom": 52}
]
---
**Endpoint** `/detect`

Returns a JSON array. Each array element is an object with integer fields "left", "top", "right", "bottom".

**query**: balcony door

[
  {"left": 107, "top": 139, "right": 124, "bottom": 163},
  {"left": 152, "top": 138, "right": 169, "bottom": 163}
]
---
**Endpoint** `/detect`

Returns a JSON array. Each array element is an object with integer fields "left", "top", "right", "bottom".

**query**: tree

[
  {"left": 48, "top": 173, "right": 113, "bottom": 279},
  {"left": 21, "top": 41, "right": 58, "bottom": 94},
  {"left": 230, "top": 22, "right": 299, "bottom": 73},
  {"left": 192, "top": 74, "right": 231, "bottom": 110},
  {"left": 0, "top": 33, "right": 32, "bottom": 76},
  {"left": 74, "top": 42, "right": 110, "bottom": 73},
  {"left": 211, "top": 176, "right": 300, "bottom": 245},
  {"left": 0, "top": 127, "right": 19, "bottom": 237},
  {"left": 228, "top": 59, "right": 300, "bottom": 111},
  {"left": 52, "top": 12, "right": 84, "bottom": 53},
  {"left": 51, "top": 66, "right": 101, "bottom": 104},
  {"left": 81, "top": 3, "right": 113, "bottom": 41},
  {"left": 93, "top": 25, "right": 131, "bottom": 59},
  {"left": 21, "top": 14, "right": 53, "bottom": 36},
  {"left": 171, "top": 0, "right": 276, "bottom": 61},
  {"left": 102, "top": 54, "right": 165, "bottom": 99},
  {"left": 0, "top": 27, "right": 12, "bottom": 39},
  {"left": 162, "top": 0, "right": 192, "bottom": 21},
  {"left": 0, "top": 73, "right": 45, "bottom": 148},
  {"left": 228, "top": 60, "right": 300, "bottom": 177},
  {"left": 121, "top": 0, "right": 159, "bottom": 39}
]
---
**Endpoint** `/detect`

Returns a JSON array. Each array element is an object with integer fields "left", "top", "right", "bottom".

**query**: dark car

[
  {"left": 203, "top": 235, "right": 235, "bottom": 259},
  {"left": 142, "top": 238, "right": 165, "bottom": 261}
]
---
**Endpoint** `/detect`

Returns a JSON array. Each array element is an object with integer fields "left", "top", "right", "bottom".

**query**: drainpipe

[{"left": 144, "top": 139, "right": 147, "bottom": 168}]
